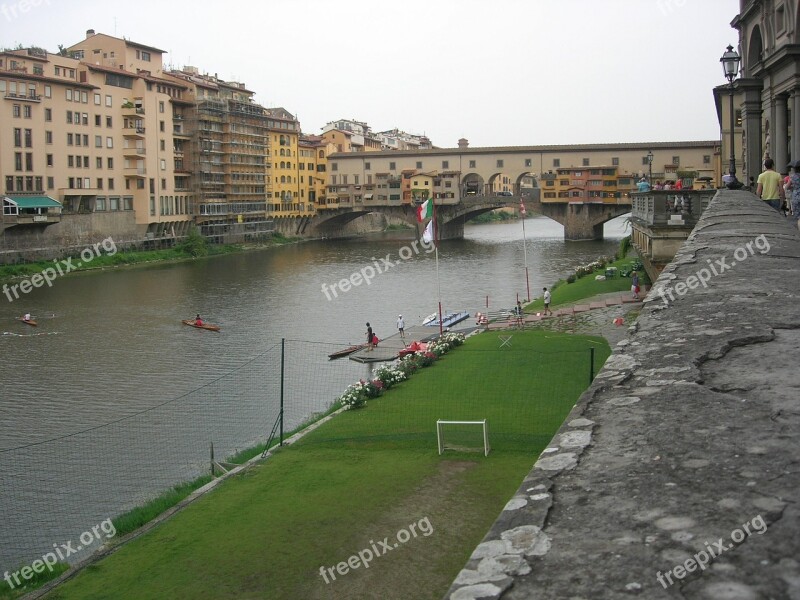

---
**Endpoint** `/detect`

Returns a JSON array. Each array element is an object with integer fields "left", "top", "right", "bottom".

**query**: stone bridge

[{"left": 280, "top": 193, "right": 632, "bottom": 241}]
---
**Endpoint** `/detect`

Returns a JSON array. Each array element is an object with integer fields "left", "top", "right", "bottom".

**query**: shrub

[
  {"left": 566, "top": 274, "right": 576, "bottom": 284},
  {"left": 372, "top": 364, "right": 407, "bottom": 389}
]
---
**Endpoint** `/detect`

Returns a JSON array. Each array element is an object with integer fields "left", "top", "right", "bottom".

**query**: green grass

[
  {"left": 0, "top": 234, "right": 300, "bottom": 283},
  {"left": 526, "top": 253, "right": 649, "bottom": 311},
  {"left": 0, "top": 563, "right": 70, "bottom": 599},
  {"left": 43, "top": 330, "right": 609, "bottom": 600}
]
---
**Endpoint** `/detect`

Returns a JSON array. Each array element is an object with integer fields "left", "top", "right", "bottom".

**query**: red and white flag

[{"left": 519, "top": 201, "right": 527, "bottom": 216}]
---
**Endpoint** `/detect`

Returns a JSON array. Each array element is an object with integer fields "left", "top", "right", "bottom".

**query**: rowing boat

[
  {"left": 182, "top": 319, "right": 221, "bottom": 332},
  {"left": 328, "top": 344, "right": 366, "bottom": 360}
]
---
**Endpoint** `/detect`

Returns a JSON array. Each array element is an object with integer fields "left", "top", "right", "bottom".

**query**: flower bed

[{"left": 335, "top": 332, "right": 466, "bottom": 410}]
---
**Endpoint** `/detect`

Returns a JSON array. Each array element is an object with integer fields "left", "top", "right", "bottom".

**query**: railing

[
  {"left": 4, "top": 92, "right": 41, "bottom": 102},
  {"left": 630, "top": 190, "right": 716, "bottom": 227}
]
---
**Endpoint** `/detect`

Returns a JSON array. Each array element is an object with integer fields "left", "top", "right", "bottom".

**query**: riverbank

[{"left": 0, "top": 232, "right": 301, "bottom": 283}]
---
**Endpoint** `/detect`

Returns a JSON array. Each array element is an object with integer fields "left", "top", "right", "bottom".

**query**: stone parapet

[{"left": 446, "top": 190, "right": 800, "bottom": 599}]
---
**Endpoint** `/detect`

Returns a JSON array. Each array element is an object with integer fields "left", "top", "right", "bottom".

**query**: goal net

[{"left": 436, "top": 420, "right": 490, "bottom": 456}]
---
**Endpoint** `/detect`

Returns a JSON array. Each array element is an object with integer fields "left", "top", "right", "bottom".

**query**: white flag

[{"left": 422, "top": 220, "right": 434, "bottom": 244}]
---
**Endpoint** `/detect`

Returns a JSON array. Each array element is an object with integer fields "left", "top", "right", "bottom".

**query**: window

[
  {"left": 641, "top": 156, "right": 649, "bottom": 165},
  {"left": 108, "top": 178, "right": 114, "bottom": 190},
  {"left": 45, "top": 131, "right": 52, "bottom": 144},
  {"left": 68, "top": 155, "right": 74, "bottom": 168},
  {"left": 124, "top": 196, "right": 133, "bottom": 211},
  {"left": 330, "top": 163, "right": 338, "bottom": 171},
  {"left": 161, "top": 178, "right": 166, "bottom": 189},
  {"left": 106, "top": 116, "right": 112, "bottom": 128},
  {"left": 94, "top": 93, "right": 101, "bottom": 105},
  {"left": 160, "top": 139, "right": 165, "bottom": 151},
  {"left": 703, "top": 155, "right": 711, "bottom": 164},
  {"left": 150, "top": 196, "right": 156, "bottom": 216},
  {"left": 110, "top": 197, "right": 120, "bottom": 211},
  {"left": 553, "top": 158, "right": 560, "bottom": 167},
  {"left": 469, "top": 160, "right": 476, "bottom": 169},
  {"left": 66, "top": 89, "right": 72, "bottom": 101},
  {"left": 141, "top": 51, "right": 151, "bottom": 62},
  {"left": 24, "top": 129, "right": 32, "bottom": 147},
  {"left": 105, "top": 95, "right": 112, "bottom": 107},
  {"left": 106, "top": 137, "right": 113, "bottom": 148},
  {"left": 672, "top": 156, "right": 680, "bottom": 165},
  {"left": 23, "top": 105, "right": 31, "bottom": 118},
  {"left": 46, "top": 154, "right": 53, "bottom": 167},
  {"left": 82, "top": 113, "right": 88, "bottom": 125},
  {"left": 95, "top": 135, "right": 102, "bottom": 148},
  {"left": 525, "top": 159, "right": 532, "bottom": 167},
  {"left": 14, "top": 153, "right": 23, "bottom": 171},
  {"left": 47, "top": 176, "right": 54, "bottom": 189},
  {"left": 107, "top": 157, "right": 114, "bottom": 169},
  {"left": 497, "top": 159, "right": 504, "bottom": 168},
  {"left": 364, "top": 161, "right": 371, "bottom": 170},
  {"left": 44, "top": 85, "right": 51, "bottom": 98},
  {"left": 389, "top": 162, "right": 396, "bottom": 170},
  {"left": 12, "top": 104, "right": 20, "bottom": 118},
  {"left": 160, "top": 159, "right": 166, "bottom": 170},
  {"left": 416, "top": 161, "right": 423, "bottom": 169},
  {"left": 159, "top": 101, "right": 164, "bottom": 113},
  {"left": 97, "top": 178, "right": 103, "bottom": 189},
  {"left": 96, "top": 197, "right": 106, "bottom": 211},
  {"left": 159, "top": 120, "right": 165, "bottom": 132},
  {"left": 442, "top": 160, "right": 449, "bottom": 169},
  {"left": 66, "top": 111, "right": 73, "bottom": 124},
  {"left": 96, "top": 157, "right": 102, "bottom": 169},
  {"left": 582, "top": 158, "right": 590, "bottom": 166},
  {"left": 67, "top": 133, "right": 73, "bottom": 145},
  {"left": 13, "top": 128, "right": 21, "bottom": 147},
  {"left": 612, "top": 157, "right": 619, "bottom": 166}
]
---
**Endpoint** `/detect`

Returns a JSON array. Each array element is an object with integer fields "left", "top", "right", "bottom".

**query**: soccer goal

[{"left": 436, "top": 419, "right": 490, "bottom": 456}]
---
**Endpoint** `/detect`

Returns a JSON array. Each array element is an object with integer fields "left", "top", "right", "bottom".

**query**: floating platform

[{"left": 349, "top": 326, "right": 440, "bottom": 363}]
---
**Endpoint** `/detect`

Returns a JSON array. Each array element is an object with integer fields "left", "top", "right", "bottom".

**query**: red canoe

[{"left": 182, "top": 319, "right": 221, "bottom": 332}]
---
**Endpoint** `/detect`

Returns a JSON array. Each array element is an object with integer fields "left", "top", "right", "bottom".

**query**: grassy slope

[
  {"left": 44, "top": 331, "right": 609, "bottom": 600},
  {"left": 526, "top": 254, "right": 647, "bottom": 311}
]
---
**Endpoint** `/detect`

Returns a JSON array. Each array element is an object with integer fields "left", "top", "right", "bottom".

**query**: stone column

[
  {"left": 792, "top": 89, "right": 800, "bottom": 162},
  {"left": 774, "top": 95, "right": 789, "bottom": 172},
  {"left": 739, "top": 79, "right": 763, "bottom": 184}
]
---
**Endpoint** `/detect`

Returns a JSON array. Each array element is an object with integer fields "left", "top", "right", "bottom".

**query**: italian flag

[{"left": 416, "top": 199, "right": 433, "bottom": 222}]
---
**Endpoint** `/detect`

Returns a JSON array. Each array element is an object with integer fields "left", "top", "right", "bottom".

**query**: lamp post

[
  {"left": 646, "top": 150, "right": 653, "bottom": 183},
  {"left": 720, "top": 44, "right": 743, "bottom": 189}
]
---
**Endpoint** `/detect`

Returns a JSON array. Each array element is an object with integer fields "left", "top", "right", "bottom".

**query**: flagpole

[
  {"left": 520, "top": 200, "right": 530, "bottom": 301},
  {"left": 433, "top": 195, "right": 443, "bottom": 336}
]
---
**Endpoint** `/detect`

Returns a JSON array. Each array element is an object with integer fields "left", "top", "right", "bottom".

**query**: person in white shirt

[
  {"left": 23, "top": 313, "right": 31, "bottom": 322},
  {"left": 543, "top": 288, "right": 552, "bottom": 316},
  {"left": 397, "top": 314, "right": 405, "bottom": 342}
]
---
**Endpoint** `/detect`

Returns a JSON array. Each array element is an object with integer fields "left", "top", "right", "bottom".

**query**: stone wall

[{"left": 446, "top": 190, "right": 800, "bottom": 599}]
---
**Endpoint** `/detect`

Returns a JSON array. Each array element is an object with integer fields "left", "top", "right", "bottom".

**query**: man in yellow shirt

[{"left": 756, "top": 158, "right": 785, "bottom": 211}]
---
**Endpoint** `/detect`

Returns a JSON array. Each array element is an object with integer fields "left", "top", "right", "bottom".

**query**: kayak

[
  {"left": 21, "top": 319, "right": 38, "bottom": 327},
  {"left": 328, "top": 344, "right": 366, "bottom": 360},
  {"left": 182, "top": 319, "right": 220, "bottom": 332}
]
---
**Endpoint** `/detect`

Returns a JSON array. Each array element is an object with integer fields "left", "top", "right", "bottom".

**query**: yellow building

[
  {"left": 299, "top": 134, "right": 328, "bottom": 212},
  {"left": 541, "top": 166, "right": 637, "bottom": 203}
]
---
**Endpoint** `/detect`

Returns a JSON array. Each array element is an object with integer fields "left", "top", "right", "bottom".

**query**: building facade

[{"left": 716, "top": 0, "right": 800, "bottom": 183}]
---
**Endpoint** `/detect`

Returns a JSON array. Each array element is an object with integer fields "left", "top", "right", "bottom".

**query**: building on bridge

[{"left": 541, "top": 166, "right": 639, "bottom": 204}]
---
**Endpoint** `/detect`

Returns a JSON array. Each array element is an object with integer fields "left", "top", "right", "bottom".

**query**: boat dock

[{"left": 349, "top": 326, "right": 442, "bottom": 363}]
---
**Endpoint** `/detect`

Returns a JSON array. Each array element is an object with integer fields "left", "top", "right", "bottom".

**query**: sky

[{"left": 1, "top": 0, "right": 741, "bottom": 148}]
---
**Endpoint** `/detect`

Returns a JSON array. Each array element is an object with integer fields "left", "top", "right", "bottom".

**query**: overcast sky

[{"left": 3, "top": 0, "right": 740, "bottom": 147}]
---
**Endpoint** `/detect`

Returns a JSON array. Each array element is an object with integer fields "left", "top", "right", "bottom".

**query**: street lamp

[
  {"left": 720, "top": 44, "right": 743, "bottom": 189},
  {"left": 646, "top": 150, "right": 653, "bottom": 183}
]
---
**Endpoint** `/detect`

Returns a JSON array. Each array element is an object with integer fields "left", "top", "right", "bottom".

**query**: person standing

[
  {"left": 631, "top": 271, "right": 640, "bottom": 300},
  {"left": 365, "top": 322, "right": 374, "bottom": 352},
  {"left": 785, "top": 161, "right": 800, "bottom": 229},
  {"left": 397, "top": 314, "right": 405, "bottom": 343},
  {"left": 543, "top": 287, "right": 552, "bottom": 316},
  {"left": 756, "top": 158, "right": 785, "bottom": 211},
  {"left": 514, "top": 301, "right": 524, "bottom": 328}
]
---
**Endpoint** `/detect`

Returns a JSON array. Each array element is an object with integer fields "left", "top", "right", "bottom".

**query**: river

[{"left": 0, "top": 215, "right": 628, "bottom": 569}]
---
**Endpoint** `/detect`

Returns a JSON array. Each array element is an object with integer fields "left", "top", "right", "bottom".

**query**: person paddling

[{"left": 195, "top": 314, "right": 203, "bottom": 326}]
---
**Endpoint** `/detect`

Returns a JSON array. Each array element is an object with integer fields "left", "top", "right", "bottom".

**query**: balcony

[
  {"left": 124, "top": 165, "right": 147, "bottom": 177},
  {"left": 123, "top": 126, "right": 146, "bottom": 138},
  {"left": 4, "top": 92, "right": 41, "bottom": 102},
  {"left": 122, "top": 104, "right": 145, "bottom": 117},
  {"left": 123, "top": 146, "right": 146, "bottom": 157},
  {"left": 173, "top": 127, "right": 192, "bottom": 138}
]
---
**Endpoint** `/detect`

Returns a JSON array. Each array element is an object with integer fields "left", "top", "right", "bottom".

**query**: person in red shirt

[{"left": 195, "top": 314, "right": 203, "bottom": 326}]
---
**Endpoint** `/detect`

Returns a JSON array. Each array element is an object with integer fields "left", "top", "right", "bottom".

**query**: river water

[{"left": 0, "top": 215, "right": 628, "bottom": 569}]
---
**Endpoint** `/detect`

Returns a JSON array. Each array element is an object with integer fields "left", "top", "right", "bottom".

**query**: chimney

[
  {"left": 458, "top": 138, "right": 469, "bottom": 149},
  {"left": 86, "top": 29, "right": 95, "bottom": 38}
]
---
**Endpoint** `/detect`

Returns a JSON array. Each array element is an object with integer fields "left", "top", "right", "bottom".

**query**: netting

[{"left": 0, "top": 334, "right": 602, "bottom": 573}]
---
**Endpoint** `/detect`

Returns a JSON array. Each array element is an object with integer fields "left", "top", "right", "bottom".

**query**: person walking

[
  {"left": 631, "top": 271, "right": 640, "bottom": 300},
  {"left": 514, "top": 301, "right": 524, "bottom": 329},
  {"left": 543, "top": 287, "right": 553, "bottom": 316},
  {"left": 756, "top": 158, "right": 785, "bottom": 211},
  {"left": 397, "top": 314, "right": 405, "bottom": 344}
]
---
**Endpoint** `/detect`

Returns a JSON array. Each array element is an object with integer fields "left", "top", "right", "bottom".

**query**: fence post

[
  {"left": 210, "top": 441, "right": 215, "bottom": 477},
  {"left": 280, "top": 338, "right": 285, "bottom": 446},
  {"left": 589, "top": 347, "right": 595, "bottom": 384}
]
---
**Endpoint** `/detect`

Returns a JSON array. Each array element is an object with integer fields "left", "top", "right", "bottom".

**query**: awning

[
  {"left": 364, "top": 194, "right": 374, "bottom": 199},
  {"left": 5, "top": 196, "right": 62, "bottom": 208}
]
